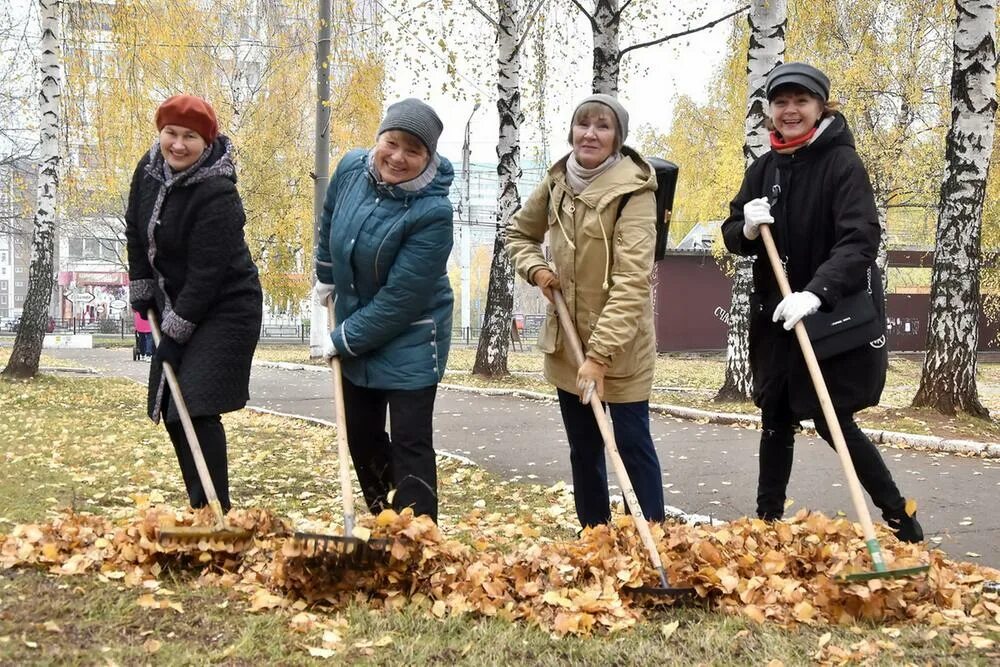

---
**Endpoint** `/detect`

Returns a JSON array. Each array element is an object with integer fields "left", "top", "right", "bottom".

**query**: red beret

[{"left": 155, "top": 95, "right": 218, "bottom": 144}]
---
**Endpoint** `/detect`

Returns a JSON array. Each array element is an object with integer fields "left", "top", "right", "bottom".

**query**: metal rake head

[{"left": 291, "top": 531, "right": 391, "bottom": 567}]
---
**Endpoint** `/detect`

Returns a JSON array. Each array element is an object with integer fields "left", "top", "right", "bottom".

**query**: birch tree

[
  {"left": 912, "top": 0, "right": 997, "bottom": 418},
  {"left": 570, "top": 0, "right": 750, "bottom": 95},
  {"left": 3, "top": 0, "right": 61, "bottom": 380},
  {"left": 715, "top": 0, "right": 786, "bottom": 402},
  {"left": 471, "top": 0, "right": 535, "bottom": 377}
]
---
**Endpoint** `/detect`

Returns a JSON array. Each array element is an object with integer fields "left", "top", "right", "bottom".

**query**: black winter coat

[
  {"left": 721, "top": 113, "right": 887, "bottom": 418},
  {"left": 125, "top": 136, "right": 263, "bottom": 423}
]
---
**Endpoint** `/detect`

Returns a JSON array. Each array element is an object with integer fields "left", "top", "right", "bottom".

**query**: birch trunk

[
  {"left": 913, "top": 0, "right": 996, "bottom": 418},
  {"left": 3, "top": 0, "right": 61, "bottom": 380},
  {"left": 473, "top": 0, "right": 522, "bottom": 377},
  {"left": 591, "top": 0, "right": 620, "bottom": 94},
  {"left": 716, "top": 0, "right": 786, "bottom": 402}
]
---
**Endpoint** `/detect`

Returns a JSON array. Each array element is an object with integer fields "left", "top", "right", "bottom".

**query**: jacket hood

[
  {"left": 799, "top": 112, "right": 855, "bottom": 154},
  {"left": 367, "top": 151, "right": 454, "bottom": 202},
  {"left": 145, "top": 135, "right": 237, "bottom": 187},
  {"left": 549, "top": 146, "right": 656, "bottom": 210}
]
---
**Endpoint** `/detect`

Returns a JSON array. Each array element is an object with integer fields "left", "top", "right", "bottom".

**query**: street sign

[
  {"left": 109, "top": 299, "right": 127, "bottom": 310},
  {"left": 67, "top": 291, "right": 95, "bottom": 304}
]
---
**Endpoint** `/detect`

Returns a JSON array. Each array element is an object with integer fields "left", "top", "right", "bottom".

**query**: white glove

[
  {"left": 772, "top": 291, "right": 822, "bottom": 330},
  {"left": 312, "top": 281, "right": 335, "bottom": 307},
  {"left": 322, "top": 333, "right": 339, "bottom": 360},
  {"left": 742, "top": 196, "right": 774, "bottom": 241}
]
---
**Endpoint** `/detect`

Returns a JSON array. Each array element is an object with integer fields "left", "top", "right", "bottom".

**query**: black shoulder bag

[{"left": 803, "top": 266, "right": 885, "bottom": 360}]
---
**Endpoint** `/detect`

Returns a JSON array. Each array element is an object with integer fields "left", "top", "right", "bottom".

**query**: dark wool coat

[
  {"left": 316, "top": 149, "right": 454, "bottom": 390},
  {"left": 125, "top": 136, "right": 263, "bottom": 423},
  {"left": 721, "top": 113, "right": 887, "bottom": 418}
]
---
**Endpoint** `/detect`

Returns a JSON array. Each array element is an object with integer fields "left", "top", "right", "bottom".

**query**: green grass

[
  {"left": 2, "top": 373, "right": 999, "bottom": 664},
  {"left": 2, "top": 568, "right": 988, "bottom": 665},
  {"left": 254, "top": 345, "right": 1000, "bottom": 442}
]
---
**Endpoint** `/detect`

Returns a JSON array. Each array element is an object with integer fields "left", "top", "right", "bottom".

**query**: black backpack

[{"left": 613, "top": 157, "right": 679, "bottom": 261}]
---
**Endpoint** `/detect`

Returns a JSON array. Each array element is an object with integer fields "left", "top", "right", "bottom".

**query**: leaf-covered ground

[
  {"left": 254, "top": 346, "right": 1000, "bottom": 443},
  {"left": 1, "top": 374, "right": 999, "bottom": 665}
]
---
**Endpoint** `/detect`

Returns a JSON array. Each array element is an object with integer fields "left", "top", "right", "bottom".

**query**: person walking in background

[
  {"left": 133, "top": 309, "right": 154, "bottom": 360},
  {"left": 505, "top": 94, "right": 665, "bottom": 529},
  {"left": 721, "top": 63, "right": 923, "bottom": 542},
  {"left": 313, "top": 98, "right": 453, "bottom": 523},
  {"left": 125, "top": 94, "right": 263, "bottom": 513}
]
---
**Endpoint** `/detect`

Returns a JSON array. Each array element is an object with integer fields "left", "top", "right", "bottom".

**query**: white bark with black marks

[
  {"left": 913, "top": 0, "right": 996, "bottom": 418},
  {"left": 473, "top": 0, "right": 523, "bottom": 377},
  {"left": 717, "top": 0, "right": 786, "bottom": 402},
  {"left": 3, "top": 0, "right": 61, "bottom": 380},
  {"left": 590, "top": 0, "right": 620, "bottom": 95}
]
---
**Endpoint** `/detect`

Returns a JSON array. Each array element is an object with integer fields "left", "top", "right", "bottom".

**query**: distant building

[
  {"left": 674, "top": 220, "right": 722, "bottom": 251},
  {"left": 0, "top": 159, "right": 42, "bottom": 320}
]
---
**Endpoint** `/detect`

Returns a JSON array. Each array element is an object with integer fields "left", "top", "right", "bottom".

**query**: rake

[
  {"left": 758, "top": 226, "right": 928, "bottom": 582},
  {"left": 147, "top": 310, "right": 252, "bottom": 547},
  {"left": 553, "top": 290, "right": 693, "bottom": 597},
  {"left": 291, "top": 296, "right": 389, "bottom": 567}
]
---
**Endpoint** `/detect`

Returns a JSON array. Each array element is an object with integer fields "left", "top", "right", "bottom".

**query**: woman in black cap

[
  {"left": 312, "top": 98, "right": 453, "bottom": 523},
  {"left": 721, "top": 63, "right": 923, "bottom": 542}
]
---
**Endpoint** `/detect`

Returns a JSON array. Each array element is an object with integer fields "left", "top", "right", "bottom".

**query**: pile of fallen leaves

[{"left": 2, "top": 506, "right": 999, "bottom": 637}]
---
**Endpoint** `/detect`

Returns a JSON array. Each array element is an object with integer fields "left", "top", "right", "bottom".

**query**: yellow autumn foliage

[{"left": 60, "top": 0, "right": 384, "bottom": 312}]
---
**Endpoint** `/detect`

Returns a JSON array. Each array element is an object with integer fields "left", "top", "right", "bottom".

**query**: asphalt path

[{"left": 41, "top": 347, "right": 1000, "bottom": 569}]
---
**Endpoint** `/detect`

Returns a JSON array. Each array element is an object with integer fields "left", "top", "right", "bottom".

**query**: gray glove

[{"left": 312, "top": 281, "right": 335, "bottom": 307}]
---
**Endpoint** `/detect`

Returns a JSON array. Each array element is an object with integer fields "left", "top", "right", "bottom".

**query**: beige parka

[{"left": 506, "top": 147, "right": 657, "bottom": 403}]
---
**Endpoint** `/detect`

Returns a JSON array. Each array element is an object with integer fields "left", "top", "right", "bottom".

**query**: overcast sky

[{"left": 383, "top": 1, "right": 736, "bottom": 166}]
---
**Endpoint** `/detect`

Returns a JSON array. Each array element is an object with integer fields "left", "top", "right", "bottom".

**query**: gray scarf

[{"left": 565, "top": 151, "right": 622, "bottom": 195}]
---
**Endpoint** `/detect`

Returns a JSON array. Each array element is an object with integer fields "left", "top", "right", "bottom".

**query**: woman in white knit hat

[{"left": 506, "top": 94, "right": 666, "bottom": 529}]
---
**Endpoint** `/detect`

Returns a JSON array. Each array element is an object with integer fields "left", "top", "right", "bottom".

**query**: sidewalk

[{"left": 32, "top": 348, "right": 1000, "bottom": 569}]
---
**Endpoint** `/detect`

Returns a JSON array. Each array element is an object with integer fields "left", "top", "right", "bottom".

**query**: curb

[{"left": 255, "top": 362, "right": 1000, "bottom": 458}]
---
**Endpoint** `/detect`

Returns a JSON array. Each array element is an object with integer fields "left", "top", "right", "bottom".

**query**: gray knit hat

[
  {"left": 377, "top": 98, "right": 444, "bottom": 156},
  {"left": 568, "top": 93, "right": 629, "bottom": 145}
]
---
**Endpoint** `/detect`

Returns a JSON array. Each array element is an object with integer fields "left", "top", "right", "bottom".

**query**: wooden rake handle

[
  {"left": 324, "top": 296, "right": 356, "bottom": 535},
  {"left": 147, "top": 310, "right": 226, "bottom": 528},
  {"left": 757, "top": 225, "right": 886, "bottom": 569},
  {"left": 551, "top": 290, "right": 667, "bottom": 573}
]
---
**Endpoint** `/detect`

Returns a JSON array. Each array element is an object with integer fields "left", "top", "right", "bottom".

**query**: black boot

[{"left": 886, "top": 502, "right": 924, "bottom": 543}]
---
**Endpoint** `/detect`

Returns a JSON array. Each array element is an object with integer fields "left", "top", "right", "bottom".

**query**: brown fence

[{"left": 653, "top": 250, "right": 999, "bottom": 353}]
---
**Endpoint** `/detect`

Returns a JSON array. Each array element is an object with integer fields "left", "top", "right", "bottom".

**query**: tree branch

[
  {"left": 514, "top": 0, "right": 548, "bottom": 55},
  {"left": 619, "top": 4, "right": 749, "bottom": 60},
  {"left": 467, "top": 0, "right": 499, "bottom": 28},
  {"left": 569, "top": 0, "right": 597, "bottom": 28},
  {"left": 615, "top": 0, "right": 634, "bottom": 20}
]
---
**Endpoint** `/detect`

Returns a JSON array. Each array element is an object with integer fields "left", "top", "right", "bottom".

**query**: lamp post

[
  {"left": 460, "top": 101, "right": 480, "bottom": 344},
  {"left": 309, "top": 0, "right": 332, "bottom": 357}
]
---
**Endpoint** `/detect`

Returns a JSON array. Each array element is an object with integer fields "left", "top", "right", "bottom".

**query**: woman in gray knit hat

[
  {"left": 312, "top": 98, "right": 454, "bottom": 523},
  {"left": 505, "top": 94, "right": 666, "bottom": 529}
]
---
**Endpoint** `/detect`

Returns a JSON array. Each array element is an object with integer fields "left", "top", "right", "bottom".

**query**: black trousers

[
  {"left": 163, "top": 392, "right": 230, "bottom": 512},
  {"left": 341, "top": 378, "right": 439, "bottom": 523},
  {"left": 757, "top": 383, "right": 905, "bottom": 522}
]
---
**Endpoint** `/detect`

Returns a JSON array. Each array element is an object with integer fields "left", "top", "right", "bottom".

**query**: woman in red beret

[{"left": 124, "top": 94, "right": 262, "bottom": 513}]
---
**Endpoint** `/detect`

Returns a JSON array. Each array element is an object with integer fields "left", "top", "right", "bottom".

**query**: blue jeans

[{"left": 557, "top": 389, "right": 666, "bottom": 527}]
